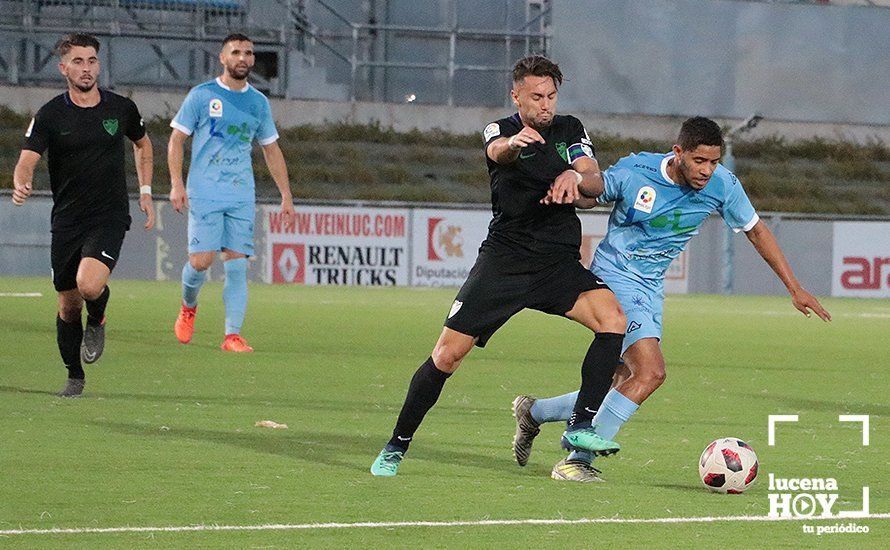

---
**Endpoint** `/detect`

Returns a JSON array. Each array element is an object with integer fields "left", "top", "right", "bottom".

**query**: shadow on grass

[
  {"left": 0, "top": 385, "right": 58, "bottom": 396},
  {"left": 91, "top": 420, "right": 519, "bottom": 475}
]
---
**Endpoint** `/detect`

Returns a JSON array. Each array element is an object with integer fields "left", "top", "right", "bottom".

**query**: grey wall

[
  {"left": 686, "top": 215, "right": 835, "bottom": 296},
  {"left": 552, "top": 0, "right": 890, "bottom": 125}
]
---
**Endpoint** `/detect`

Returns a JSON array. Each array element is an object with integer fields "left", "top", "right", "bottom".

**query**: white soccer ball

[{"left": 698, "top": 437, "right": 759, "bottom": 494}]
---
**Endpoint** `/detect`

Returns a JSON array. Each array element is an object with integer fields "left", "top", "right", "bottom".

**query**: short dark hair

[
  {"left": 512, "top": 55, "right": 563, "bottom": 87},
  {"left": 222, "top": 33, "right": 252, "bottom": 47},
  {"left": 56, "top": 33, "right": 100, "bottom": 58},
  {"left": 677, "top": 116, "right": 724, "bottom": 150}
]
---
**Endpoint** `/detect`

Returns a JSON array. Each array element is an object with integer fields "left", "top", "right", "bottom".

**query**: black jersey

[
  {"left": 22, "top": 89, "right": 146, "bottom": 232},
  {"left": 481, "top": 113, "right": 595, "bottom": 261}
]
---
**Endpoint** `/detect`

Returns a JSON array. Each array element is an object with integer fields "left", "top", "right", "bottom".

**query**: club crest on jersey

[
  {"left": 102, "top": 118, "right": 118, "bottom": 136},
  {"left": 209, "top": 99, "right": 223, "bottom": 118},
  {"left": 448, "top": 300, "right": 463, "bottom": 319},
  {"left": 633, "top": 186, "right": 657, "bottom": 214}
]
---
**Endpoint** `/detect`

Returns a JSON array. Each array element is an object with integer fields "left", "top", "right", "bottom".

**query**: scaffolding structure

[{"left": 0, "top": 0, "right": 551, "bottom": 106}]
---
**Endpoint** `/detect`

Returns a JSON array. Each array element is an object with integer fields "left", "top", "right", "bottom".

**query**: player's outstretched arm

[
  {"left": 261, "top": 141, "right": 295, "bottom": 226},
  {"left": 133, "top": 134, "right": 155, "bottom": 230},
  {"left": 167, "top": 129, "right": 189, "bottom": 213},
  {"left": 11, "top": 150, "right": 40, "bottom": 206},
  {"left": 486, "top": 126, "right": 545, "bottom": 165},
  {"left": 745, "top": 220, "right": 831, "bottom": 321}
]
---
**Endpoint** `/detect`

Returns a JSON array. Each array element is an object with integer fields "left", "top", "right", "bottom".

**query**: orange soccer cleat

[
  {"left": 220, "top": 333, "right": 253, "bottom": 353},
  {"left": 174, "top": 304, "right": 197, "bottom": 344}
]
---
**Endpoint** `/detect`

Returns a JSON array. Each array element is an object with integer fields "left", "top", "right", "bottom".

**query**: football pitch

[{"left": 0, "top": 277, "right": 887, "bottom": 548}]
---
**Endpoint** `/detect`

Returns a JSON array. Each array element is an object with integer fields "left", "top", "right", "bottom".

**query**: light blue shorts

[
  {"left": 593, "top": 267, "right": 664, "bottom": 355},
  {"left": 187, "top": 199, "right": 255, "bottom": 256}
]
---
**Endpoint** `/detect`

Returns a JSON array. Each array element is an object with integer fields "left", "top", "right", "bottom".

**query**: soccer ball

[{"left": 699, "top": 437, "right": 759, "bottom": 494}]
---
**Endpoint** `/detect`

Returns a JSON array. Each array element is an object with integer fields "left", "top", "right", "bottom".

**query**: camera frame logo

[{"left": 767, "top": 415, "right": 870, "bottom": 525}]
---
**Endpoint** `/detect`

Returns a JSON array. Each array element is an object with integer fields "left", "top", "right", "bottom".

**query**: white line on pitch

[
  {"left": 0, "top": 292, "right": 42, "bottom": 298},
  {"left": 2, "top": 513, "right": 888, "bottom": 536}
]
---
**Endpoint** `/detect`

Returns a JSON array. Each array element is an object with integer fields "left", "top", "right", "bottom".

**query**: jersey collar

[
  {"left": 215, "top": 77, "right": 250, "bottom": 93},
  {"left": 660, "top": 153, "right": 678, "bottom": 185},
  {"left": 64, "top": 88, "right": 104, "bottom": 108}
]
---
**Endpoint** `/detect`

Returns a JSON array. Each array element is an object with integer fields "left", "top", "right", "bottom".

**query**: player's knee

[
  {"left": 639, "top": 364, "right": 666, "bottom": 391},
  {"left": 431, "top": 345, "right": 467, "bottom": 373},
  {"left": 599, "top": 308, "right": 626, "bottom": 334},
  {"left": 189, "top": 255, "right": 213, "bottom": 271},
  {"left": 76, "top": 278, "right": 104, "bottom": 301}
]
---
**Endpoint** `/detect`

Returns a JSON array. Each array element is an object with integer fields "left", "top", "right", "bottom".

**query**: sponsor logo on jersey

[
  {"left": 102, "top": 118, "right": 119, "bottom": 136},
  {"left": 209, "top": 99, "right": 223, "bottom": 118},
  {"left": 650, "top": 209, "right": 698, "bottom": 235},
  {"left": 483, "top": 122, "right": 500, "bottom": 141},
  {"left": 633, "top": 186, "right": 656, "bottom": 213},
  {"left": 627, "top": 320, "right": 642, "bottom": 333}
]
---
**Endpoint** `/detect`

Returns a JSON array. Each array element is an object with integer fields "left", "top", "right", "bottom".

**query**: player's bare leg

[
  {"left": 371, "top": 327, "right": 476, "bottom": 476},
  {"left": 614, "top": 338, "right": 665, "bottom": 404},
  {"left": 175, "top": 251, "right": 213, "bottom": 344},
  {"left": 76, "top": 258, "right": 111, "bottom": 364}
]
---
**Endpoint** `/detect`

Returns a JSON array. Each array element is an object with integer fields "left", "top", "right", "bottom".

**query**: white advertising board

[
  {"left": 264, "top": 205, "right": 410, "bottom": 286},
  {"left": 832, "top": 222, "right": 890, "bottom": 298}
]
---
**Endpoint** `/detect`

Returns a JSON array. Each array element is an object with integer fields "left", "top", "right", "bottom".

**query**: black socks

[
  {"left": 387, "top": 357, "right": 452, "bottom": 451},
  {"left": 85, "top": 286, "right": 109, "bottom": 325},
  {"left": 56, "top": 314, "right": 84, "bottom": 379},
  {"left": 569, "top": 332, "right": 624, "bottom": 428}
]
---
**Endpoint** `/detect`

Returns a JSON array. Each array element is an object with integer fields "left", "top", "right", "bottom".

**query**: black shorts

[
  {"left": 50, "top": 222, "right": 127, "bottom": 292},
  {"left": 444, "top": 248, "right": 610, "bottom": 347}
]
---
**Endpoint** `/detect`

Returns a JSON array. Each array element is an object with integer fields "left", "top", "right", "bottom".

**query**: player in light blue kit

[
  {"left": 511, "top": 117, "right": 831, "bottom": 481},
  {"left": 168, "top": 33, "right": 295, "bottom": 352}
]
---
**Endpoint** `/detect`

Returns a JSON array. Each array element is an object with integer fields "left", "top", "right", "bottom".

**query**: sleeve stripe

[
  {"left": 258, "top": 133, "right": 279, "bottom": 146},
  {"left": 735, "top": 213, "right": 760, "bottom": 233},
  {"left": 170, "top": 120, "right": 193, "bottom": 136}
]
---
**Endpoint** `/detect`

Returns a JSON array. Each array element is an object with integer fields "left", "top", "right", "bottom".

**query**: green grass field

[{"left": 0, "top": 277, "right": 887, "bottom": 548}]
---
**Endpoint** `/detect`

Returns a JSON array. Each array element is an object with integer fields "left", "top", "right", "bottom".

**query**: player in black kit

[
  {"left": 12, "top": 33, "right": 154, "bottom": 397},
  {"left": 370, "top": 56, "right": 627, "bottom": 476}
]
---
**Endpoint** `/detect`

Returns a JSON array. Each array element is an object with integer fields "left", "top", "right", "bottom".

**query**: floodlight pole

[{"left": 721, "top": 114, "right": 762, "bottom": 294}]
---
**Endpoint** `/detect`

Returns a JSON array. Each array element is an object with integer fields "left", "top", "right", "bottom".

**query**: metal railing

[{"left": 0, "top": 0, "right": 551, "bottom": 105}]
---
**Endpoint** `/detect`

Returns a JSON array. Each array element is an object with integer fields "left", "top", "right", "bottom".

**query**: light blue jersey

[
  {"left": 171, "top": 77, "right": 278, "bottom": 203},
  {"left": 594, "top": 152, "right": 758, "bottom": 289},
  {"left": 592, "top": 152, "right": 758, "bottom": 351}
]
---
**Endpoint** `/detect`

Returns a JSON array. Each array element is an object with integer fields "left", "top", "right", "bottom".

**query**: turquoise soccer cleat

[
  {"left": 561, "top": 426, "right": 620, "bottom": 456},
  {"left": 370, "top": 448, "right": 404, "bottom": 477}
]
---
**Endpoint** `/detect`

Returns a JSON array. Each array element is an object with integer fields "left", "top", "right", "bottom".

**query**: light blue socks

[
  {"left": 223, "top": 257, "right": 248, "bottom": 335},
  {"left": 569, "top": 388, "right": 639, "bottom": 463},
  {"left": 181, "top": 262, "right": 206, "bottom": 308},
  {"left": 530, "top": 391, "right": 579, "bottom": 424}
]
